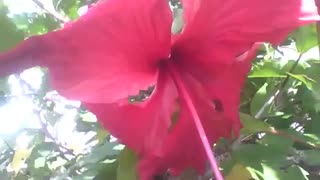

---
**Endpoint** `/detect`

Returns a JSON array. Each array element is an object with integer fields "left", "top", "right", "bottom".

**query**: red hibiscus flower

[{"left": 0, "top": 0, "right": 319, "bottom": 179}]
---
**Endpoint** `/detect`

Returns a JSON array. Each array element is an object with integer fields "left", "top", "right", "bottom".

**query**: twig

[
  {"left": 280, "top": 54, "right": 302, "bottom": 89},
  {"left": 31, "top": 0, "right": 69, "bottom": 23},
  {"left": 267, "top": 129, "right": 320, "bottom": 150},
  {"left": 36, "top": 110, "right": 76, "bottom": 159},
  {"left": 237, "top": 53, "right": 304, "bottom": 145},
  {"left": 254, "top": 54, "right": 302, "bottom": 120}
]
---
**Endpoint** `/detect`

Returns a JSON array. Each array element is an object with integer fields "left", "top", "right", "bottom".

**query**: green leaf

[
  {"left": 260, "top": 134, "right": 294, "bottom": 153},
  {"left": 248, "top": 65, "right": 286, "bottom": 78},
  {"left": 83, "top": 142, "right": 120, "bottom": 163},
  {"left": 225, "top": 163, "right": 253, "bottom": 180},
  {"left": 80, "top": 112, "right": 98, "bottom": 122},
  {"left": 0, "top": 11, "right": 24, "bottom": 52},
  {"left": 30, "top": 142, "right": 56, "bottom": 157},
  {"left": 234, "top": 144, "right": 286, "bottom": 168},
  {"left": 303, "top": 134, "right": 320, "bottom": 145},
  {"left": 280, "top": 166, "right": 309, "bottom": 180},
  {"left": 288, "top": 129, "right": 318, "bottom": 144},
  {"left": 53, "top": 0, "right": 81, "bottom": 19},
  {"left": 93, "top": 161, "right": 118, "bottom": 180},
  {"left": 240, "top": 113, "right": 273, "bottom": 135},
  {"left": 302, "top": 150, "right": 320, "bottom": 166},
  {"left": 117, "top": 147, "right": 138, "bottom": 180},
  {"left": 0, "top": 77, "right": 10, "bottom": 94},
  {"left": 250, "top": 83, "right": 270, "bottom": 116},
  {"left": 287, "top": 72, "right": 316, "bottom": 90},
  {"left": 261, "top": 164, "right": 309, "bottom": 180},
  {"left": 234, "top": 140, "right": 293, "bottom": 175},
  {"left": 293, "top": 24, "right": 318, "bottom": 53}
]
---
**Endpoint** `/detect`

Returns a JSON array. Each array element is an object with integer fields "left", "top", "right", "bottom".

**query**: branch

[
  {"left": 255, "top": 54, "right": 302, "bottom": 119},
  {"left": 36, "top": 110, "right": 76, "bottom": 159},
  {"left": 31, "top": 0, "right": 69, "bottom": 23},
  {"left": 267, "top": 129, "right": 320, "bottom": 150},
  {"left": 236, "top": 53, "right": 304, "bottom": 146}
]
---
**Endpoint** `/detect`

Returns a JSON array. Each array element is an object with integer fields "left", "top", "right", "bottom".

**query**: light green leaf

[
  {"left": 0, "top": 77, "right": 10, "bottom": 94},
  {"left": 287, "top": 72, "right": 316, "bottom": 90},
  {"left": 117, "top": 147, "right": 138, "bottom": 180},
  {"left": 250, "top": 83, "right": 270, "bottom": 116},
  {"left": 225, "top": 163, "right": 253, "bottom": 180},
  {"left": 80, "top": 112, "right": 97, "bottom": 122},
  {"left": 293, "top": 24, "right": 318, "bottom": 53},
  {"left": 248, "top": 66, "right": 286, "bottom": 78}
]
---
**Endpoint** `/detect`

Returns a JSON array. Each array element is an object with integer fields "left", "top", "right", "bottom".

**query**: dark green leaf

[
  {"left": 0, "top": 11, "right": 24, "bottom": 52},
  {"left": 240, "top": 113, "right": 273, "bottom": 135},
  {"left": 302, "top": 150, "right": 320, "bottom": 166}
]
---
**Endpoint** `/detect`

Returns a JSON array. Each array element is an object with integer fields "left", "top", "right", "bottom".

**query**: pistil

[{"left": 167, "top": 63, "right": 224, "bottom": 180}]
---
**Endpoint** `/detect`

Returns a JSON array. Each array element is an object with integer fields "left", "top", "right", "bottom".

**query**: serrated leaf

[{"left": 117, "top": 147, "right": 138, "bottom": 180}]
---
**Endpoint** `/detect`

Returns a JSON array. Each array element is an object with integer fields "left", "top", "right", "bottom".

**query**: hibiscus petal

[
  {"left": 204, "top": 45, "right": 261, "bottom": 136},
  {"left": 84, "top": 68, "right": 177, "bottom": 160},
  {"left": 172, "top": 0, "right": 319, "bottom": 82},
  {"left": 181, "top": 0, "right": 319, "bottom": 44},
  {"left": 139, "top": 71, "right": 232, "bottom": 178},
  {"left": 0, "top": 0, "right": 172, "bottom": 103}
]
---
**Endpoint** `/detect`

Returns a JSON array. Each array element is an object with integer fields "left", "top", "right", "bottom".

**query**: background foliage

[{"left": 0, "top": 0, "right": 320, "bottom": 180}]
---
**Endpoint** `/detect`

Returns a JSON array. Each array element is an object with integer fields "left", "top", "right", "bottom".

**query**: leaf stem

[{"left": 167, "top": 63, "right": 223, "bottom": 180}]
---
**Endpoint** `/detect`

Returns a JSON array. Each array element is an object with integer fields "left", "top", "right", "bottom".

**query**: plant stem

[{"left": 167, "top": 63, "right": 223, "bottom": 180}]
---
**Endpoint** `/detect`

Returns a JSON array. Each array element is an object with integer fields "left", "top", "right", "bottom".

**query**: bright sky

[
  {"left": 4, "top": 0, "right": 63, "bottom": 14},
  {"left": 0, "top": 1, "right": 81, "bottom": 140},
  {"left": 3, "top": 0, "right": 41, "bottom": 14}
]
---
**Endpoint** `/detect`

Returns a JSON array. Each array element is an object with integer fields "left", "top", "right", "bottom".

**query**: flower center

[{"left": 166, "top": 63, "right": 224, "bottom": 180}]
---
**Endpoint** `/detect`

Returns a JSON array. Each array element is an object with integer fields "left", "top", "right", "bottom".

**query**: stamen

[{"left": 167, "top": 63, "right": 224, "bottom": 180}]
